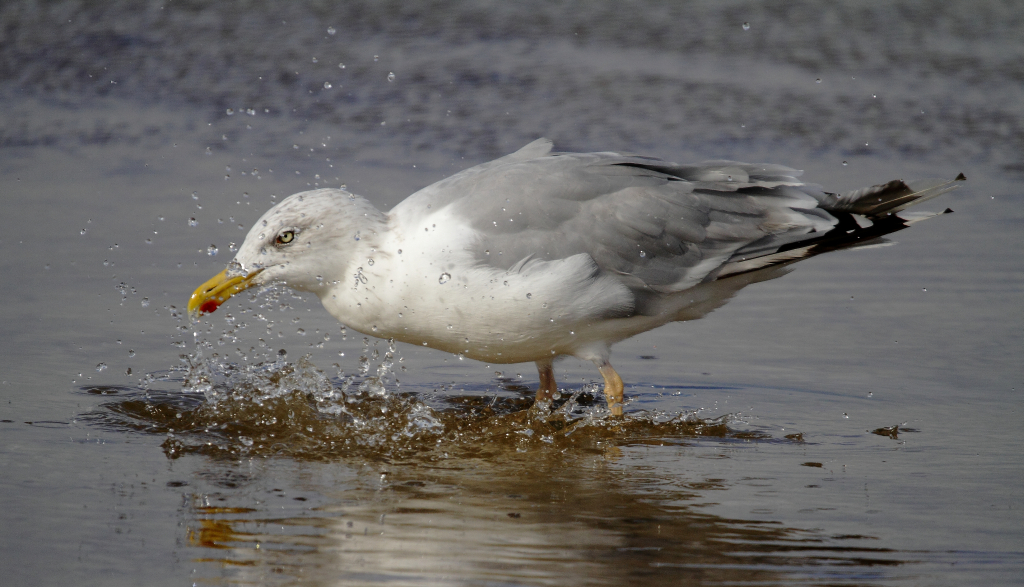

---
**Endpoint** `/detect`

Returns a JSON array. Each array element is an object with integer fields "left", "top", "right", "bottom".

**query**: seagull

[{"left": 189, "top": 139, "right": 962, "bottom": 416}]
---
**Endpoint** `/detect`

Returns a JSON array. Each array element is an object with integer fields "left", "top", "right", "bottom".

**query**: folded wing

[{"left": 398, "top": 139, "right": 962, "bottom": 317}]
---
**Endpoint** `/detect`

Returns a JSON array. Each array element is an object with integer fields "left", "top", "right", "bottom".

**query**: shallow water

[{"left": 1, "top": 1, "right": 1022, "bottom": 585}]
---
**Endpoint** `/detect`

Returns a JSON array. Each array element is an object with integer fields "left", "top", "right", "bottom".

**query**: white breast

[{"left": 318, "top": 205, "right": 637, "bottom": 363}]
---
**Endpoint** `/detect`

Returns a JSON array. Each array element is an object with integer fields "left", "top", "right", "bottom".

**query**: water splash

[
  {"left": 87, "top": 287, "right": 768, "bottom": 462},
  {"left": 93, "top": 340, "right": 754, "bottom": 464}
]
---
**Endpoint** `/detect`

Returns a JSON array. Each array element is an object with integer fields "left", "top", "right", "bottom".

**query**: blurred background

[{"left": 1, "top": 2, "right": 1021, "bottom": 586}]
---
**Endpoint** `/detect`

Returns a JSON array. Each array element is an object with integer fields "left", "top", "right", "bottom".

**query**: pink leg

[
  {"left": 535, "top": 359, "right": 557, "bottom": 403},
  {"left": 597, "top": 361, "right": 624, "bottom": 417}
]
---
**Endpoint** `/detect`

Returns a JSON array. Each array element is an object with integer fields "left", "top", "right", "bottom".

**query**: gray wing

[{"left": 401, "top": 139, "right": 961, "bottom": 314}]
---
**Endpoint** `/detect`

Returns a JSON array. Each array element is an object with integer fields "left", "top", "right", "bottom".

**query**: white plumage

[{"left": 190, "top": 139, "right": 962, "bottom": 415}]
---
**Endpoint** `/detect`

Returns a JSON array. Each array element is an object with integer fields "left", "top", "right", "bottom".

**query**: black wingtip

[{"left": 955, "top": 172, "right": 967, "bottom": 181}]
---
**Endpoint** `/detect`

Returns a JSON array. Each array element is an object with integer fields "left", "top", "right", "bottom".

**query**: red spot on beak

[{"left": 199, "top": 300, "right": 220, "bottom": 315}]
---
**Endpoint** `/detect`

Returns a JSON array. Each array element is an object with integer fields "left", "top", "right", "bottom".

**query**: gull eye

[{"left": 275, "top": 230, "right": 296, "bottom": 245}]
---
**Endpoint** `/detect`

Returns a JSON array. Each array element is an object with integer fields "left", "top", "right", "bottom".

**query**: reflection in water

[
  {"left": 169, "top": 446, "right": 904, "bottom": 586},
  {"left": 80, "top": 343, "right": 909, "bottom": 585}
]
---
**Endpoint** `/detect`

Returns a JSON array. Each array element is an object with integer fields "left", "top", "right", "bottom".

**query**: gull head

[{"left": 188, "top": 188, "right": 382, "bottom": 319}]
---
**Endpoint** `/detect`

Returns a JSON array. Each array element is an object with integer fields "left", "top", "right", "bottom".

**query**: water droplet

[
  {"left": 338, "top": 63, "right": 346, "bottom": 69},
  {"left": 367, "top": 258, "right": 375, "bottom": 265},
  {"left": 95, "top": 363, "right": 107, "bottom": 372},
  {"left": 145, "top": 238, "right": 152, "bottom": 244},
  {"left": 842, "top": 412, "right": 849, "bottom": 419},
  {"left": 128, "top": 349, "right": 135, "bottom": 358},
  {"left": 639, "top": 250, "right": 646, "bottom": 258},
  {"left": 323, "top": 81, "right": 332, "bottom": 89},
  {"left": 439, "top": 272, "right": 451, "bottom": 284},
  {"left": 387, "top": 72, "right": 395, "bottom": 82},
  {"left": 80, "top": 228, "right": 87, "bottom": 235},
  {"left": 446, "top": 324, "right": 453, "bottom": 330},
  {"left": 842, "top": 161, "right": 848, "bottom": 166},
  {"left": 188, "top": 218, "right": 198, "bottom": 227},
  {"left": 373, "top": 55, "right": 379, "bottom": 62},
  {"left": 742, "top": 22, "right": 750, "bottom": 30},
  {"left": 311, "top": 57, "right": 318, "bottom": 63},
  {"left": 816, "top": 78, "right": 822, "bottom": 83},
  {"left": 503, "top": 280, "right": 509, "bottom": 286},
  {"left": 327, "top": 26, "right": 336, "bottom": 35},
  {"left": 526, "top": 293, "right": 532, "bottom": 299},
  {"left": 296, "top": 328, "right": 306, "bottom": 335},
  {"left": 397, "top": 249, "right": 402, "bottom": 254},
  {"left": 207, "top": 245, "right": 218, "bottom": 256},
  {"left": 226, "top": 108, "right": 235, "bottom": 116},
  {"left": 922, "top": 287, "right": 927, "bottom": 292}
]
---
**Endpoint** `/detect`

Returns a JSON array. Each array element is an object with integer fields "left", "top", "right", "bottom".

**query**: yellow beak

[{"left": 188, "top": 267, "right": 263, "bottom": 318}]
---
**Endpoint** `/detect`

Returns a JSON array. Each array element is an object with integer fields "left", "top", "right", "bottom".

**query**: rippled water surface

[{"left": 1, "top": 2, "right": 1022, "bottom": 585}]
